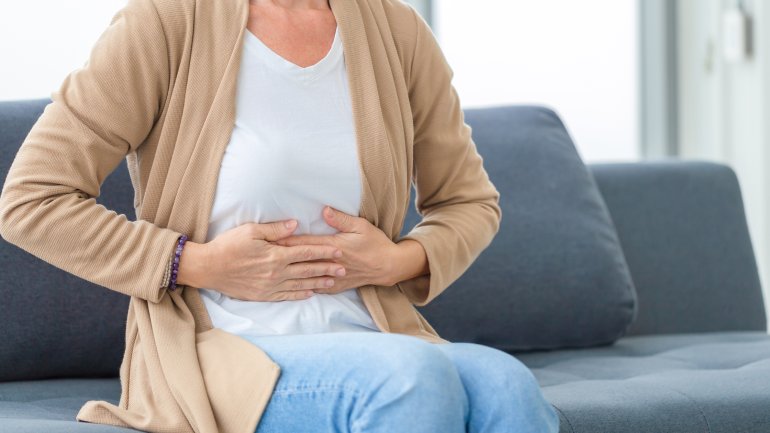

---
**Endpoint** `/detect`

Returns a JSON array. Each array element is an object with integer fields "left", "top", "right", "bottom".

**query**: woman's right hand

[{"left": 185, "top": 219, "right": 346, "bottom": 301}]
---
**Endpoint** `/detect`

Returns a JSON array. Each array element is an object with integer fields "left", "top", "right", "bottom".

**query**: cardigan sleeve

[
  {"left": 396, "top": 8, "right": 502, "bottom": 307},
  {"left": 0, "top": 0, "right": 184, "bottom": 303}
]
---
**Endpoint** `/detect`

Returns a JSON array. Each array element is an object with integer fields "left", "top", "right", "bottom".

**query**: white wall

[
  {"left": 433, "top": 0, "right": 640, "bottom": 163},
  {"left": 678, "top": 0, "right": 770, "bottom": 327},
  {"left": 0, "top": 1, "right": 127, "bottom": 101}
]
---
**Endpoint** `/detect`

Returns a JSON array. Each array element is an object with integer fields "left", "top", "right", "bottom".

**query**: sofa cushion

[
  {"left": 0, "top": 378, "right": 136, "bottom": 432},
  {"left": 0, "top": 98, "right": 132, "bottom": 381},
  {"left": 517, "top": 331, "right": 770, "bottom": 432},
  {"left": 406, "top": 105, "right": 637, "bottom": 351},
  {"left": 590, "top": 161, "right": 767, "bottom": 336}
]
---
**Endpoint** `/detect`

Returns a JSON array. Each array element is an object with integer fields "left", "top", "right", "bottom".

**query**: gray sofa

[{"left": 1, "top": 98, "right": 769, "bottom": 433}]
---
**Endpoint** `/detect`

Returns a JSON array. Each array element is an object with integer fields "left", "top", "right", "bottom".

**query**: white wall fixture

[{"left": 722, "top": 2, "right": 751, "bottom": 63}]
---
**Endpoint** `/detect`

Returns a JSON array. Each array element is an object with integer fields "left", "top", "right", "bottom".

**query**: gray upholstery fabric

[
  {"left": 590, "top": 161, "right": 767, "bottom": 336},
  {"left": 405, "top": 105, "right": 638, "bottom": 352},
  {"left": 0, "top": 98, "right": 132, "bottom": 381},
  {"left": 2, "top": 333, "right": 768, "bottom": 433},
  {"left": 0, "top": 378, "right": 135, "bottom": 432},
  {"left": 516, "top": 331, "right": 770, "bottom": 432}
]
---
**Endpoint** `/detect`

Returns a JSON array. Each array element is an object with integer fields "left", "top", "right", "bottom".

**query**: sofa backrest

[
  {"left": 406, "top": 107, "right": 766, "bottom": 345},
  {"left": 590, "top": 161, "right": 767, "bottom": 336},
  {"left": 408, "top": 105, "right": 640, "bottom": 352},
  {"left": 0, "top": 98, "right": 132, "bottom": 381},
  {"left": 1, "top": 98, "right": 765, "bottom": 381}
]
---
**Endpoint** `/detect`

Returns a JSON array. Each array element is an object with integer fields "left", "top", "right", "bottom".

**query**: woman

[{"left": 0, "top": 0, "right": 559, "bottom": 432}]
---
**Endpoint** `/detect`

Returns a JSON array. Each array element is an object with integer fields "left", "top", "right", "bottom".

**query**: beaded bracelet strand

[
  {"left": 161, "top": 253, "right": 173, "bottom": 289},
  {"left": 168, "top": 234, "right": 189, "bottom": 292}
]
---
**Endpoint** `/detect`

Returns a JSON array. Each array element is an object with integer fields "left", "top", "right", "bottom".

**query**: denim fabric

[{"left": 237, "top": 331, "right": 559, "bottom": 433}]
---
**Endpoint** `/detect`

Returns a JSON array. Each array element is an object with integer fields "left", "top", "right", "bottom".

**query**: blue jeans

[{"left": 237, "top": 331, "right": 560, "bottom": 433}]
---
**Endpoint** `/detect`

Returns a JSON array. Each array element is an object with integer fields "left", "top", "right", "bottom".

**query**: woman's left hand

[{"left": 270, "top": 205, "right": 397, "bottom": 294}]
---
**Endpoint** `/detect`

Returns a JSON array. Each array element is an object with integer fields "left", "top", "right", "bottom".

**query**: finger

[
  {"left": 265, "top": 289, "right": 315, "bottom": 302},
  {"left": 314, "top": 284, "right": 352, "bottom": 295},
  {"left": 253, "top": 220, "right": 298, "bottom": 241},
  {"left": 323, "top": 205, "right": 360, "bottom": 233},
  {"left": 276, "top": 276, "right": 336, "bottom": 292},
  {"left": 278, "top": 244, "right": 342, "bottom": 264},
  {"left": 274, "top": 234, "right": 334, "bottom": 247},
  {"left": 285, "top": 262, "right": 346, "bottom": 280}
]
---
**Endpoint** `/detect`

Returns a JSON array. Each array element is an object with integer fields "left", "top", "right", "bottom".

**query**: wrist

[
  {"left": 386, "top": 239, "right": 429, "bottom": 287},
  {"left": 176, "top": 241, "right": 210, "bottom": 288}
]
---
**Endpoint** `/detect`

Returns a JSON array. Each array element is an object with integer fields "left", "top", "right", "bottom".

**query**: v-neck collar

[
  {"left": 243, "top": 25, "right": 342, "bottom": 82},
  {"left": 185, "top": 0, "right": 392, "bottom": 333},
  {"left": 220, "top": 0, "right": 379, "bottom": 223}
]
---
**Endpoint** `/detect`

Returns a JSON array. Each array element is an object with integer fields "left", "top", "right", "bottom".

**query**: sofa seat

[
  {"left": 3, "top": 332, "right": 770, "bottom": 433},
  {"left": 0, "top": 378, "right": 134, "bottom": 432},
  {"left": 516, "top": 331, "right": 770, "bottom": 433}
]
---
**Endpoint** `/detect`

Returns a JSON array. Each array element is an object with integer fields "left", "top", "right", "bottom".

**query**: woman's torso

[{"left": 197, "top": 17, "right": 380, "bottom": 337}]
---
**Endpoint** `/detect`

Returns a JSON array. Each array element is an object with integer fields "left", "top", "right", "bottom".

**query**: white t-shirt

[{"left": 197, "top": 25, "right": 380, "bottom": 337}]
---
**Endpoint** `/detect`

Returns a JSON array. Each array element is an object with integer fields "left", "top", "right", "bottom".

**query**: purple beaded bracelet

[{"left": 168, "top": 234, "right": 189, "bottom": 292}]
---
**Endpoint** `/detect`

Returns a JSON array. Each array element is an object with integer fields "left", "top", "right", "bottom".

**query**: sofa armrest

[{"left": 589, "top": 159, "right": 767, "bottom": 336}]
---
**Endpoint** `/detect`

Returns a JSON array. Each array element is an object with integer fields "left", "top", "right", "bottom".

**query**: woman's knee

[
  {"left": 489, "top": 351, "right": 541, "bottom": 398},
  {"left": 362, "top": 334, "right": 462, "bottom": 385},
  {"left": 353, "top": 334, "right": 468, "bottom": 420},
  {"left": 487, "top": 351, "right": 560, "bottom": 432},
  {"left": 437, "top": 343, "right": 559, "bottom": 430},
  {"left": 338, "top": 334, "right": 463, "bottom": 403},
  {"left": 329, "top": 334, "right": 467, "bottom": 432},
  {"left": 439, "top": 343, "right": 547, "bottom": 404}
]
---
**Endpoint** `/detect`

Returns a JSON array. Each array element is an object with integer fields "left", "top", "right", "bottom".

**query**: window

[
  {"left": 432, "top": 0, "right": 640, "bottom": 162},
  {"left": 0, "top": 1, "right": 129, "bottom": 101},
  {"left": 3, "top": 0, "right": 640, "bottom": 164}
]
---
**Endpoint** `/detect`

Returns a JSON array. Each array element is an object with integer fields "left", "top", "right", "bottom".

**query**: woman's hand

[
  {"left": 271, "top": 205, "right": 398, "bottom": 294},
  {"left": 193, "top": 219, "right": 347, "bottom": 301}
]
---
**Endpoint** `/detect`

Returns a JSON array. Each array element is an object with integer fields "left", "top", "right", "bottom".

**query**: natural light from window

[
  {"left": 1, "top": 0, "right": 639, "bottom": 162},
  {"left": 432, "top": 0, "right": 640, "bottom": 162}
]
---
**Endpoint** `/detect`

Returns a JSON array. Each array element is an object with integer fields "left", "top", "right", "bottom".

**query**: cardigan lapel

[{"left": 179, "top": 0, "right": 393, "bottom": 334}]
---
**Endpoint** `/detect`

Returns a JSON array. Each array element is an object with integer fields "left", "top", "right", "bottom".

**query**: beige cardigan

[{"left": 0, "top": 0, "right": 502, "bottom": 431}]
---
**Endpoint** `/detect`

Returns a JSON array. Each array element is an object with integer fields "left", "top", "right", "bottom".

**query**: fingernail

[
  {"left": 334, "top": 249, "right": 343, "bottom": 258},
  {"left": 325, "top": 206, "right": 334, "bottom": 218},
  {"left": 325, "top": 279, "right": 335, "bottom": 287},
  {"left": 285, "top": 220, "right": 296, "bottom": 229},
  {"left": 335, "top": 267, "right": 346, "bottom": 276}
]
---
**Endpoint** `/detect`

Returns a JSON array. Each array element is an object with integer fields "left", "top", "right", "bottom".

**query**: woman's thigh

[
  {"left": 434, "top": 342, "right": 560, "bottom": 433},
  {"left": 238, "top": 331, "right": 469, "bottom": 433}
]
